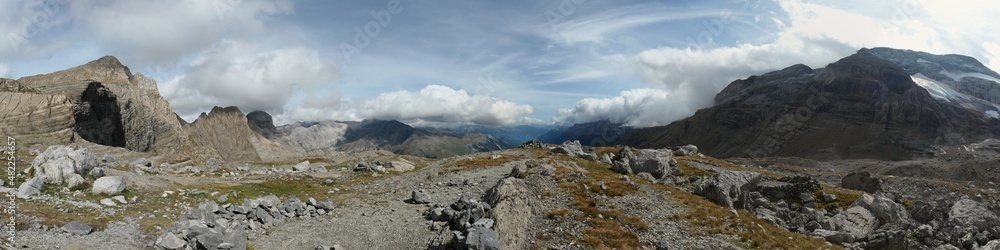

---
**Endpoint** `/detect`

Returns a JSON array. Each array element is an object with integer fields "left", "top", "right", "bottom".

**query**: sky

[{"left": 1, "top": 0, "right": 999, "bottom": 127}]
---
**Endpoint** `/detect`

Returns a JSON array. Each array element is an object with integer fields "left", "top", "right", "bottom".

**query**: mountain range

[
  {"left": 0, "top": 56, "right": 510, "bottom": 161},
  {"left": 539, "top": 48, "right": 1000, "bottom": 161},
  {"left": 4, "top": 47, "right": 999, "bottom": 162}
]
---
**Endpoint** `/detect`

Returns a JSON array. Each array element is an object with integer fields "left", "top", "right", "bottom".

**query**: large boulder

[
  {"left": 949, "top": 198, "right": 1000, "bottom": 231},
  {"left": 131, "top": 158, "right": 152, "bottom": 170},
  {"left": 31, "top": 146, "right": 98, "bottom": 185},
  {"left": 675, "top": 144, "right": 699, "bottom": 156},
  {"left": 841, "top": 172, "right": 881, "bottom": 193},
  {"left": 484, "top": 177, "right": 532, "bottom": 249},
  {"left": 92, "top": 176, "right": 126, "bottom": 195},
  {"left": 813, "top": 229, "right": 856, "bottom": 244},
  {"left": 852, "top": 193, "right": 911, "bottom": 225},
  {"left": 695, "top": 170, "right": 760, "bottom": 208},
  {"left": 155, "top": 232, "right": 186, "bottom": 250},
  {"left": 551, "top": 140, "right": 585, "bottom": 157},
  {"left": 61, "top": 222, "right": 93, "bottom": 236},
  {"left": 16, "top": 177, "right": 44, "bottom": 198},
  {"left": 464, "top": 226, "right": 501, "bottom": 250},
  {"left": 410, "top": 189, "right": 431, "bottom": 204},
  {"left": 293, "top": 161, "right": 311, "bottom": 172},
  {"left": 627, "top": 149, "right": 679, "bottom": 179},
  {"left": 829, "top": 206, "right": 880, "bottom": 241}
]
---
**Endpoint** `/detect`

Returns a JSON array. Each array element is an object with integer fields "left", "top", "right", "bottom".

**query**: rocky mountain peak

[
  {"left": 85, "top": 56, "right": 128, "bottom": 71},
  {"left": 623, "top": 48, "right": 999, "bottom": 160},
  {"left": 246, "top": 110, "right": 278, "bottom": 139},
  {"left": 209, "top": 106, "right": 244, "bottom": 115}
]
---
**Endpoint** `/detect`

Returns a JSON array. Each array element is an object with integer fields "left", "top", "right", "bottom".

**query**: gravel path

[
  {"left": 13, "top": 219, "right": 146, "bottom": 249},
  {"left": 252, "top": 151, "right": 517, "bottom": 249}
]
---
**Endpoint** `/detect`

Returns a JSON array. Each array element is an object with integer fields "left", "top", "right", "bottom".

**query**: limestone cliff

[
  {"left": 16, "top": 56, "right": 189, "bottom": 154},
  {"left": 185, "top": 106, "right": 297, "bottom": 162},
  {"left": 0, "top": 78, "right": 76, "bottom": 145}
]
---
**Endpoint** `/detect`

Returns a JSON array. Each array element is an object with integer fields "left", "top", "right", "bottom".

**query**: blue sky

[{"left": 2, "top": 0, "right": 999, "bottom": 127}]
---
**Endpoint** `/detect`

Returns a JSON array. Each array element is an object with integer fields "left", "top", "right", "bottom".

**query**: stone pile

[
  {"left": 154, "top": 195, "right": 334, "bottom": 250},
  {"left": 353, "top": 161, "right": 387, "bottom": 172},
  {"left": 424, "top": 196, "right": 501, "bottom": 250},
  {"left": 516, "top": 140, "right": 543, "bottom": 149}
]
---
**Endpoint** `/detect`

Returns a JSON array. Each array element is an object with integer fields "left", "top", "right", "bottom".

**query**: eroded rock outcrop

[
  {"left": 184, "top": 107, "right": 297, "bottom": 162},
  {"left": 31, "top": 145, "right": 97, "bottom": 186},
  {"left": 11, "top": 56, "right": 190, "bottom": 153}
]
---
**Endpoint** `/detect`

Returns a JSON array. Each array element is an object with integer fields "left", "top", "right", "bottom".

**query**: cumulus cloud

[
  {"left": 555, "top": 88, "right": 699, "bottom": 128},
  {"left": 279, "top": 85, "right": 535, "bottom": 127},
  {"left": 0, "top": 0, "right": 293, "bottom": 65},
  {"left": 161, "top": 40, "right": 337, "bottom": 120},
  {"left": 77, "top": 0, "right": 293, "bottom": 64},
  {"left": 357, "top": 85, "right": 534, "bottom": 126}
]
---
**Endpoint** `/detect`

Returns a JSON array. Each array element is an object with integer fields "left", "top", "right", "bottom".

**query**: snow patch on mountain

[
  {"left": 940, "top": 70, "right": 1000, "bottom": 85},
  {"left": 911, "top": 73, "right": 970, "bottom": 102}
]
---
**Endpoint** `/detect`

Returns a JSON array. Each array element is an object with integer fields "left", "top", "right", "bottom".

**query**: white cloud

[
  {"left": 0, "top": 63, "right": 8, "bottom": 78},
  {"left": 0, "top": 0, "right": 74, "bottom": 58},
  {"left": 161, "top": 40, "right": 337, "bottom": 120},
  {"left": 556, "top": 88, "right": 697, "bottom": 128},
  {"left": 985, "top": 42, "right": 1000, "bottom": 73},
  {"left": 0, "top": 0, "right": 292, "bottom": 64},
  {"left": 279, "top": 85, "right": 535, "bottom": 127},
  {"left": 76, "top": 0, "right": 293, "bottom": 64},
  {"left": 358, "top": 85, "right": 534, "bottom": 126}
]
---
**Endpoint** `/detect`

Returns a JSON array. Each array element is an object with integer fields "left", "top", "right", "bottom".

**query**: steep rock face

[
  {"left": 185, "top": 107, "right": 262, "bottom": 162},
  {"left": 246, "top": 110, "right": 279, "bottom": 139},
  {"left": 185, "top": 107, "right": 297, "bottom": 162},
  {"left": 621, "top": 49, "right": 1000, "bottom": 160},
  {"left": 0, "top": 79, "right": 76, "bottom": 144},
  {"left": 273, "top": 121, "right": 348, "bottom": 153},
  {"left": 15, "top": 56, "right": 189, "bottom": 153}
]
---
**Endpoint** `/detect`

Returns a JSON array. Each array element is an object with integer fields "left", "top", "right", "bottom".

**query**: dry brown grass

[
  {"left": 546, "top": 208, "right": 570, "bottom": 220},
  {"left": 658, "top": 184, "right": 839, "bottom": 249},
  {"left": 817, "top": 186, "right": 863, "bottom": 210},
  {"left": 593, "top": 147, "right": 619, "bottom": 158},
  {"left": 544, "top": 157, "right": 647, "bottom": 249},
  {"left": 676, "top": 159, "right": 718, "bottom": 178}
]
